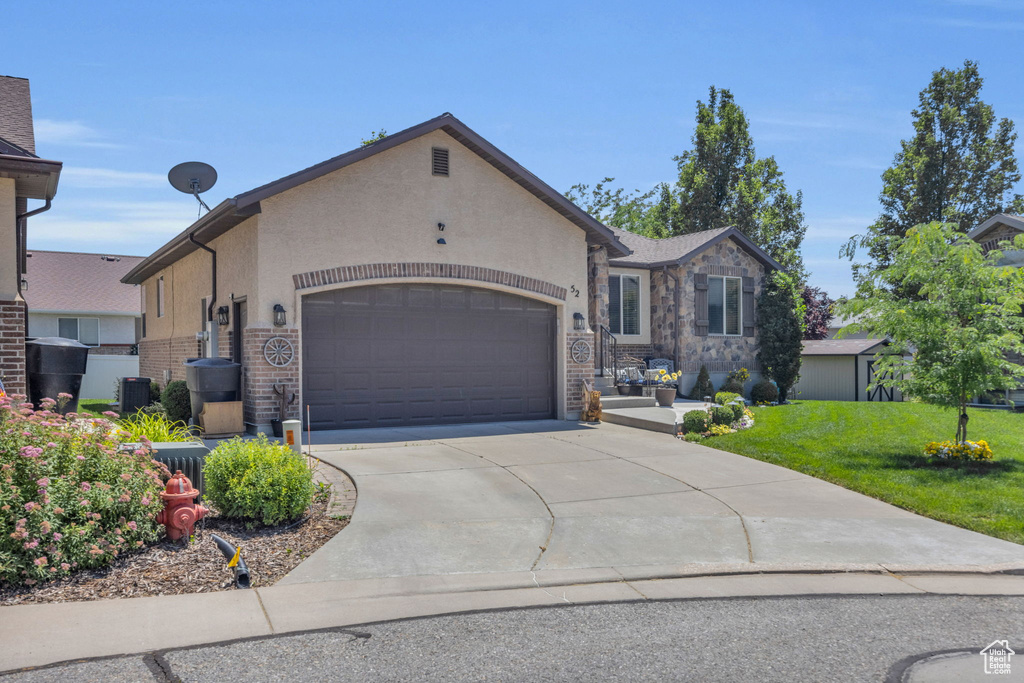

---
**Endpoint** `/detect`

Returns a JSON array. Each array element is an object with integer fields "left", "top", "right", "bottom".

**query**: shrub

[
  {"left": 719, "top": 367, "right": 750, "bottom": 395},
  {"left": 682, "top": 432, "right": 704, "bottom": 443},
  {"left": 161, "top": 381, "right": 191, "bottom": 425},
  {"left": 714, "top": 392, "right": 741, "bottom": 406},
  {"left": 729, "top": 402, "right": 745, "bottom": 422},
  {"left": 688, "top": 365, "right": 715, "bottom": 401},
  {"left": 0, "top": 394, "right": 166, "bottom": 587},
  {"left": 149, "top": 381, "right": 162, "bottom": 405},
  {"left": 711, "top": 406, "right": 734, "bottom": 426},
  {"left": 719, "top": 379, "right": 744, "bottom": 395},
  {"left": 204, "top": 435, "right": 314, "bottom": 526},
  {"left": 681, "top": 410, "right": 710, "bottom": 434},
  {"left": 118, "top": 412, "right": 197, "bottom": 443},
  {"left": 751, "top": 380, "right": 779, "bottom": 405}
]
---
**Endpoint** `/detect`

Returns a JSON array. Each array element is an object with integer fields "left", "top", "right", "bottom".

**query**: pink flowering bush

[{"left": 0, "top": 394, "right": 168, "bottom": 587}]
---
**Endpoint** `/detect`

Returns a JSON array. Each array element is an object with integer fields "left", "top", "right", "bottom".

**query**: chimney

[{"left": 0, "top": 76, "right": 36, "bottom": 155}]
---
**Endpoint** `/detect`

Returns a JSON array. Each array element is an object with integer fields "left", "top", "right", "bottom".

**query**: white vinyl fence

[{"left": 79, "top": 355, "right": 140, "bottom": 400}]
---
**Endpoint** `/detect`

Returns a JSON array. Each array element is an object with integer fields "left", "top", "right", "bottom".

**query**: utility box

[
  {"left": 119, "top": 377, "right": 152, "bottom": 414},
  {"left": 25, "top": 337, "right": 90, "bottom": 413},
  {"left": 282, "top": 419, "right": 302, "bottom": 453}
]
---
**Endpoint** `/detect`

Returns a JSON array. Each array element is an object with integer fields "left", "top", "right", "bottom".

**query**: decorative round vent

[
  {"left": 263, "top": 336, "right": 294, "bottom": 367},
  {"left": 571, "top": 339, "right": 592, "bottom": 364}
]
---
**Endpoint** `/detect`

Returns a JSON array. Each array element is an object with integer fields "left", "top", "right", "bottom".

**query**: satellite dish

[{"left": 169, "top": 161, "right": 218, "bottom": 213}]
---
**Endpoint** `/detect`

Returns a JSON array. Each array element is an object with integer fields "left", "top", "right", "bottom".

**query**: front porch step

[
  {"left": 600, "top": 407, "right": 677, "bottom": 434},
  {"left": 599, "top": 395, "right": 657, "bottom": 409}
]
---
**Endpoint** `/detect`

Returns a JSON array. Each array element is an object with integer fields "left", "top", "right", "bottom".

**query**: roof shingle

[
  {"left": 24, "top": 251, "right": 145, "bottom": 315},
  {"left": 0, "top": 75, "right": 35, "bottom": 155}
]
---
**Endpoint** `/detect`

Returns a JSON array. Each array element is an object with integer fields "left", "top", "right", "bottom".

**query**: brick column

[
  {"left": 0, "top": 299, "right": 26, "bottom": 395},
  {"left": 565, "top": 331, "right": 596, "bottom": 418},
  {"left": 242, "top": 327, "right": 300, "bottom": 429}
]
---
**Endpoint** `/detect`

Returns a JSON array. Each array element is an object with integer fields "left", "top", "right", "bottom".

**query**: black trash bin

[
  {"left": 183, "top": 357, "right": 241, "bottom": 420},
  {"left": 25, "top": 337, "right": 90, "bottom": 413}
]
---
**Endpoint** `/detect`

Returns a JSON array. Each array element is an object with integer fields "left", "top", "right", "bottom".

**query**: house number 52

[{"left": 570, "top": 285, "right": 580, "bottom": 298}]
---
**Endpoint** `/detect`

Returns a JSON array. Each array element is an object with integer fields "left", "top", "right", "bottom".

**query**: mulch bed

[{"left": 0, "top": 492, "right": 349, "bottom": 606}]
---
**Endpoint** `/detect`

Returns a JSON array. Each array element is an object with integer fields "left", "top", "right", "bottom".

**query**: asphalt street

[{"left": 6, "top": 594, "right": 1022, "bottom": 682}]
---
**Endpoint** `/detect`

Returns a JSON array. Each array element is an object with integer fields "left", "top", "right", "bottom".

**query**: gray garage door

[{"left": 302, "top": 283, "right": 556, "bottom": 430}]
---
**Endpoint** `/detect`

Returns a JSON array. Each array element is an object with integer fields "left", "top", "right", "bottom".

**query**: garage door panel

[{"left": 302, "top": 283, "right": 556, "bottom": 429}]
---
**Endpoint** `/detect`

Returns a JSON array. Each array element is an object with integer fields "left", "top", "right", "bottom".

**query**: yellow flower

[{"left": 659, "top": 369, "right": 667, "bottom": 375}]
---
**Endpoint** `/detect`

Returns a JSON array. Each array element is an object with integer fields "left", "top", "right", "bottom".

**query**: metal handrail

[{"left": 596, "top": 323, "right": 616, "bottom": 379}]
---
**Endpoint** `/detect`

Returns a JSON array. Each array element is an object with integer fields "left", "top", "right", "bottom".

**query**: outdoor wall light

[
  {"left": 573, "top": 312, "right": 586, "bottom": 331},
  {"left": 273, "top": 304, "right": 287, "bottom": 327},
  {"left": 217, "top": 306, "right": 230, "bottom": 326}
]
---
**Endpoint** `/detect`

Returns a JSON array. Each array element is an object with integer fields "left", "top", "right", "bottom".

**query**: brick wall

[
  {"left": 0, "top": 299, "right": 26, "bottom": 394},
  {"left": 565, "top": 332, "right": 596, "bottom": 418},
  {"left": 138, "top": 335, "right": 202, "bottom": 387},
  {"left": 242, "top": 327, "right": 299, "bottom": 427},
  {"left": 615, "top": 344, "right": 655, "bottom": 361},
  {"left": 91, "top": 344, "right": 135, "bottom": 356}
]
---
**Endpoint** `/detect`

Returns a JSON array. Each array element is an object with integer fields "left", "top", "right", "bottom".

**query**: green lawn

[
  {"left": 709, "top": 401, "right": 1024, "bottom": 545},
  {"left": 77, "top": 399, "right": 118, "bottom": 418}
]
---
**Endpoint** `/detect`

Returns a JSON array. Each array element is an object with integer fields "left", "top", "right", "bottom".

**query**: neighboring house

[
  {"left": 125, "top": 113, "right": 781, "bottom": 433},
  {"left": 968, "top": 213, "right": 1024, "bottom": 407},
  {"left": 0, "top": 76, "right": 62, "bottom": 395},
  {"left": 791, "top": 339, "right": 903, "bottom": 402},
  {"left": 827, "top": 313, "right": 872, "bottom": 340},
  {"left": 23, "top": 250, "right": 144, "bottom": 400}
]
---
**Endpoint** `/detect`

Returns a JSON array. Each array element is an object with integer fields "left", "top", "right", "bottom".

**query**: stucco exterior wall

[{"left": 0, "top": 178, "right": 17, "bottom": 302}]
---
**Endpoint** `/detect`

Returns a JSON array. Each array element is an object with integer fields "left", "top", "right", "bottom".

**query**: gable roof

[
  {"left": 25, "top": 251, "right": 145, "bottom": 315},
  {"left": 607, "top": 225, "right": 783, "bottom": 271},
  {"left": 123, "top": 113, "right": 629, "bottom": 285},
  {"left": 801, "top": 339, "right": 889, "bottom": 356},
  {"left": 967, "top": 213, "right": 1024, "bottom": 243}
]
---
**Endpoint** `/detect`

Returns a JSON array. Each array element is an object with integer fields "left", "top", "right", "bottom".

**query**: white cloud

[
  {"left": 61, "top": 167, "right": 167, "bottom": 189},
  {"left": 803, "top": 216, "right": 875, "bottom": 240},
  {"left": 34, "top": 119, "right": 122, "bottom": 149}
]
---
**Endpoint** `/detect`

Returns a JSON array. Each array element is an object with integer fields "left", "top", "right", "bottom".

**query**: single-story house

[
  {"left": 969, "top": 213, "right": 1024, "bottom": 407},
  {"left": 125, "top": 113, "right": 781, "bottom": 432},
  {"left": 0, "top": 75, "right": 62, "bottom": 396},
  {"left": 791, "top": 339, "right": 903, "bottom": 402},
  {"left": 24, "top": 250, "right": 144, "bottom": 399}
]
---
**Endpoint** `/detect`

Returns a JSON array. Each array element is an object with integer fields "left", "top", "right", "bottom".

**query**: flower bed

[
  {"left": 923, "top": 439, "right": 993, "bottom": 462},
  {"left": 0, "top": 394, "right": 168, "bottom": 587}
]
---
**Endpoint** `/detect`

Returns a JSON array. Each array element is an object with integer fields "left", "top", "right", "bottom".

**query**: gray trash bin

[
  {"left": 26, "top": 337, "right": 90, "bottom": 413},
  {"left": 183, "top": 357, "right": 241, "bottom": 420}
]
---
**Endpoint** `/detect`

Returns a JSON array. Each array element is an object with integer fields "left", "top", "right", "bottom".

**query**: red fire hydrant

[{"left": 156, "top": 470, "right": 208, "bottom": 541}]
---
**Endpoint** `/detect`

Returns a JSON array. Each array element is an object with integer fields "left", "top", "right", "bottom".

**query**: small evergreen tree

[
  {"left": 688, "top": 364, "right": 715, "bottom": 400},
  {"left": 756, "top": 273, "right": 804, "bottom": 402}
]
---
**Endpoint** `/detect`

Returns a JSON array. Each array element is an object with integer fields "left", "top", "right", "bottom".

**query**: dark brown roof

[
  {"left": 801, "top": 339, "right": 888, "bottom": 356},
  {"left": 0, "top": 76, "right": 35, "bottom": 155},
  {"left": 967, "top": 213, "right": 1024, "bottom": 243},
  {"left": 24, "top": 251, "right": 145, "bottom": 315},
  {"left": 124, "top": 113, "right": 630, "bottom": 285},
  {"left": 607, "top": 225, "right": 783, "bottom": 271}
]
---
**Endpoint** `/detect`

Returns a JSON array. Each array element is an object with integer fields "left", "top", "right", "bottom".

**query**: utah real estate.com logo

[{"left": 981, "top": 640, "right": 1014, "bottom": 675}]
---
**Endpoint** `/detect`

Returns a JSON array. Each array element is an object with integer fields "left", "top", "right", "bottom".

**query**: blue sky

[{"left": 6, "top": 0, "right": 1023, "bottom": 297}]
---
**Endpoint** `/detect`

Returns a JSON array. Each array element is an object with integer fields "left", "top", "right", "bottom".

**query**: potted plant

[
  {"left": 654, "top": 370, "right": 681, "bottom": 407},
  {"left": 271, "top": 384, "right": 296, "bottom": 438}
]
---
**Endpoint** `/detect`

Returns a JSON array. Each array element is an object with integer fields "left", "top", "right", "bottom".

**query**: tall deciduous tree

[
  {"left": 838, "top": 222, "right": 1024, "bottom": 443},
  {"left": 756, "top": 272, "right": 805, "bottom": 402},
  {"left": 801, "top": 285, "right": 835, "bottom": 341},
  {"left": 566, "top": 87, "right": 807, "bottom": 275},
  {"left": 844, "top": 61, "right": 1024, "bottom": 274}
]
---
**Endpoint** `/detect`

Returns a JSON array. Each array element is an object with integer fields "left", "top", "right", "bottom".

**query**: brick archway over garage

[{"left": 292, "top": 263, "right": 567, "bottom": 302}]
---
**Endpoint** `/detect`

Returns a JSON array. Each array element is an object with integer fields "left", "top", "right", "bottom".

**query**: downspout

[
  {"left": 662, "top": 266, "right": 681, "bottom": 372},
  {"left": 14, "top": 198, "right": 53, "bottom": 321},
  {"left": 188, "top": 232, "right": 217, "bottom": 358}
]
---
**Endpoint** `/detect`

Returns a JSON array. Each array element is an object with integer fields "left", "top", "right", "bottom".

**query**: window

[
  {"left": 708, "top": 276, "right": 742, "bottom": 336},
  {"left": 608, "top": 274, "right": 641, "bottom": 335},
  {"left": 157, "top": 276, "right": 165, "bottom": 318},
  {"left": 58, "top": 318, "right": 100, "bottom": 346}
]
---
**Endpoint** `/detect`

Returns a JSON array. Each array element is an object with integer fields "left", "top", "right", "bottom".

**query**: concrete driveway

[{"left": 283, "top": 421, "right": 1024, "bottom": 584}]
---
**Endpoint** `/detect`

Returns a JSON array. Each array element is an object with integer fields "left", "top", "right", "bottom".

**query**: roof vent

[{"left": 432, "top": 147, "right": 449, "bottom": 177}]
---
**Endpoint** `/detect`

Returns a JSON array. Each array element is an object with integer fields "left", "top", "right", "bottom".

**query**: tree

[
  {"left": 567, "top": 87, "right": 807, "bottom": 275},
  {"left": 838, "top": 222, "right": 1024, "bottom": 443},
  {"left": 801, "top": 285, "right": 835, "bottom": 340},
  {"left": 756, "top": 272, "right": 805, "bottom": 402},
  {"left": 844, "top": 61, "right": 1024, "bottom": 275}
]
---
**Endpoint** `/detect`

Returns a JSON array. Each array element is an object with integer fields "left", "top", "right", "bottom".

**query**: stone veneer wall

[
  {"left": 587, "top": 247, "right": 609, "bottom": 330},
  {"left": 242, "top": 327, "right": 300, "bottom": 427},
  {"left": 565, "top": 331, "right": 596, "bottom": 418},
  {"left": 0, "top": 300, "right": 26, "bottom": 394},
  {"left": 650, "top": 240, "right": 764, "bottom": 376}
]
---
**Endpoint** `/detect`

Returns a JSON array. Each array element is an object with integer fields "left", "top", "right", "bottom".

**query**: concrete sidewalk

[{"left": 3, "top": 419, "right": 1024, "bottom": 672}]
